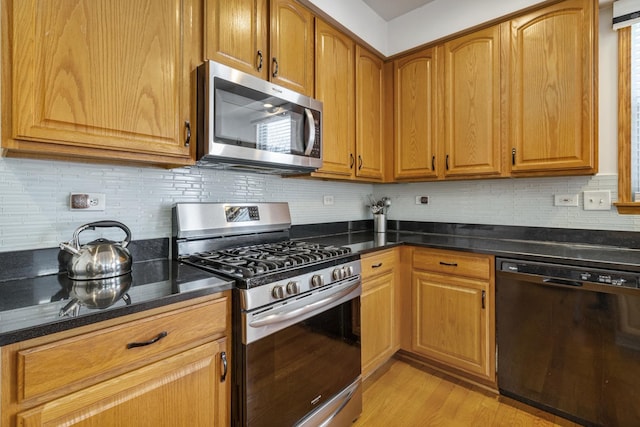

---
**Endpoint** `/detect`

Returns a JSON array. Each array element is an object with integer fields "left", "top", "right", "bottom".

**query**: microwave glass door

[{"left": 214, "top": 78, "right": 311, "bottom": 155}]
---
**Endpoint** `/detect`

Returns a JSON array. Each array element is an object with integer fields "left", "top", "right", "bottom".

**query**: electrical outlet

[
  {"left": 554, "top": 194, "right": 579, "bottom": 207},
  {"left": 583, "top": 190, "right": 611, "bottom": 211},
  {"left": 415, "top": 196, "right": 429, "bottom": 205},
  {"left": 323, "top": 195, "right": 334, "bottom": 206},
  {"left": 70, "top": 193, "right": 106, "bottom": 211}
]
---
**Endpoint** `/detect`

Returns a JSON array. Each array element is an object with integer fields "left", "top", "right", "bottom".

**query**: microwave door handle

[{"left": 303, "top": 108, "right": 316, "bottom": 156}]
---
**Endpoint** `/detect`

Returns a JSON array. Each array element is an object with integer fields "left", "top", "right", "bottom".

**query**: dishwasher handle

[{"left": 542, "top": 278, "right": 583, "bottom": 287}]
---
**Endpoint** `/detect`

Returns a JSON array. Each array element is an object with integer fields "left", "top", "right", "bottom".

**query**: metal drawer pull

[
  {"left": 221, "top": 351, "right": 228, "bottom": 382},
  {"left": 126, "top": 331, "right": 168, "bottom": 349},
  {"left": 482, "top": 290, "right": 486, "bottom": 309},
  {"left": 371, "top": 262, "right": 383, "bottom": 268},
  {"left": 439, "top": 261, "right": 458, "bottom": 267}
]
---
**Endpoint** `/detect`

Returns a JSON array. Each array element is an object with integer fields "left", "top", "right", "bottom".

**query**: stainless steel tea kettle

[{"left": 59, "top": 220, "right": 132, "bottom": 280}]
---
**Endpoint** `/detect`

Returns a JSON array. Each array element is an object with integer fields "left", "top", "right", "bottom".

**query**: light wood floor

[{"left": 354, "top": 358, "right": 579, "bottom": 427}]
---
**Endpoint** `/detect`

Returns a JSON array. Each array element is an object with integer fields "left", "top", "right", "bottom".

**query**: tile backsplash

[{"left": 1, "top": 156, "right": 637, "bottom": 252}]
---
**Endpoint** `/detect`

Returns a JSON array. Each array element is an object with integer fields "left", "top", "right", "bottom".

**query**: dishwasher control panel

[{"left": 498, "top": 259, "right": 640, "bottom": 289}]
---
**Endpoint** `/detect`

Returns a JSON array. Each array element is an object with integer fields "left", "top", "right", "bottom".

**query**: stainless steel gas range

[{"left": 173, "top": 202, "right": 362, "bottom": 427}]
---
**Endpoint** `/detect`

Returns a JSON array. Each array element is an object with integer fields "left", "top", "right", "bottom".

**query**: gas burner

[{"left": 186, "top": 241, "right": 352, "bottom": 280}]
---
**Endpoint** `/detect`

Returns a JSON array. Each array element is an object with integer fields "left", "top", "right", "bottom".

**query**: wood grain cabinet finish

[
  {"left": 355, "top": 46, "right": 386, "bottom": 181},
  {"left": 360, "top": 249, "right": 399, "bottom": 378},
  {"left": 393, "top": 48, "right": 439, "bottom": 180},
  {"left": 1, "top": 294, "right": 231, "bottom": 427},
  {"left": 442, "top": 24, "right": 504, "bottom": 178},
  {"left": 4, "top": 0, "right": 199, "bottom": 166},
  {"left": 269, "top": 0, "right": 315, "bottom": 96},
  {"left": 313, "top": 19, "right": 355, "bottom": 178},
  {"left": 204, "top": 0, "right": 269, "bottom": 79},
  {"left": 411, "top": 248, "right": 496, "bottom": 385},
  {"left": 507, "top": 0, "right": 597, "bottom": 175}
]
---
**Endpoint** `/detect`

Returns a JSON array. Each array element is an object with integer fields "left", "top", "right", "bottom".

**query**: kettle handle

[{"left": 73, "top": 221, "right": 132, "bottom": 248}]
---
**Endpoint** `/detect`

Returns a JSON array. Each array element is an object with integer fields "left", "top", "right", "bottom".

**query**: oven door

[{"left": 235, "top": 278, "right": 361, "bottom": 427}]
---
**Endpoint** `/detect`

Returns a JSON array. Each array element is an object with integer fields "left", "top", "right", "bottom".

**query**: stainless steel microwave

[{"left": 195, "top": 60, "right": 322, "bottom": 174}]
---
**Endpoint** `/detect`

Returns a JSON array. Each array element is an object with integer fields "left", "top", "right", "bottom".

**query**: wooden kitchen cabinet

[
  {"left": 204, "top": 0, "right": 269, "bottom": 79},
  {"left": 355, "top": 46, "right": 386, "bottom": 181},
  {"left": 3, "top": 0, "right": 200, "bottom": 167},
  {"left": 1, "top": 294, "right": 231, "bottom": 427},
  {"left": 204, "top": 0, "right": 314, "bottom": 96},
  {"left": 312, "top": 19, "right": 355, "bottom": 178},
  {"left": 270, "top": 0, "right": 315, "bottom": 96},
  {"left": 393, "top": 48, "right": 439, "bottom": 180},
  {"left": 507, "top": 0, "right": 597, "bottom": 175},
  {"left": 360, "top": 249, "right": 399, "bottom": 379},
  {"left": 410, "top": 248, "right": 495, "bottom": 386},
  {"left": 442, "top": 24, "right": 504, "bottom": 178},
  {"left": 312, "top": 33, "right": 387, "bottom": 182}
]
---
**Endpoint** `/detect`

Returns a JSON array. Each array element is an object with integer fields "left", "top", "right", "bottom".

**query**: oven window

[{"left": 242, "top": 298, "right": 360, "bottom": 427}]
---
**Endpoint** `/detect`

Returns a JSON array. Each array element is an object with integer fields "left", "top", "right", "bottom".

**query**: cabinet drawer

[
  {"left": 17, "top": 297, "right": 228, "bottom": 402},
  {"left": 361, "top": 249, "right": 397, "bottom": 282},
  {"left": 413, "top": 248, "right": 492, "bottom": 280}
]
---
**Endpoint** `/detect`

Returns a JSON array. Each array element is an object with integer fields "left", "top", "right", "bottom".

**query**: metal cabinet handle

[
  {"left": 512, "top": 148, "right": 516, "bottom": 165},
  {"left": 220, "top": 351, "right": 228, "bottom": 382},
  {"left": 126, "top": 331, "right": 168, "bottom": 349},
  {"left": 257, "top": 50, "right": 263, "bottom": 71},
  {"left": 184, "top": 121, "right": 191, "bottom": 147},
  {"left": 431, "top": 155, "right": 435, "bottom": 171},
  {"left": 439, "top": 261, "right": 458, "bottom": 267},
  {"left": 350, "top": 153, "right": 355, "bottom": 169},
  {"left": 272, "top": 57, "right": 279, "bottom": 77},
  {"left": 358, "top": 155, "right": 363, "bottom": 170},
  {"left": 482, "top": 290, "right": 486, "bottom": 309},
  {"left": 445, "top": 154, "right": 450, "bottom": 170},
  {"left": 371, "top": 262, "right": 383, "bottom": 268}
]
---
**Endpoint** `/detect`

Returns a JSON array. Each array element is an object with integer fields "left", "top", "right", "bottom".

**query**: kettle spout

[{"left": 59, "top": 242, "right": 80, "bottom": 255}]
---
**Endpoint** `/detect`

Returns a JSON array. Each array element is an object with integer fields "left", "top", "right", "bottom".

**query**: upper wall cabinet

[
  {"left": 312, "top": 21, "right": 386, "bottom": 182},
  {"left": 312, "top": 19, "right": 355, "bottom": 178},
  {"left": 507, "top": 0, "right": 597, "bottom": 175},
  {"left": 205, "top": 0, "right": 314, "bottom": 97},
  {"left": 394, "top": 48, "right": 439, "bottom": 181},
  {"left": 442, "top": 24, "right": 504, "bottom": 178},
  {"left": 204, "top": 0, "right": 268, "bottom": 79},
  {"left": 4, "top": 0, "right": 199, "bottom": 166},
  {"left": 355, "top": 46, "right": 386, "bottom": 181}
]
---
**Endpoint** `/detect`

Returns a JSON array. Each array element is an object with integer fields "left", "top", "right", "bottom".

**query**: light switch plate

[{"left": 583, "top": 190, "right": 611, "bottom": 211}]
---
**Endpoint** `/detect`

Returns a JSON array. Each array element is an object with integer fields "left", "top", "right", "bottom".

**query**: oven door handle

[{"left": 249, "top": 282, "right": 359, "bottom": 328}]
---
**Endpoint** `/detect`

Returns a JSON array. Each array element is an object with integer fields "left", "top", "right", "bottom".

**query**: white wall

[{"left": 0, "top": 2, "right": 633, "bottom": 253}]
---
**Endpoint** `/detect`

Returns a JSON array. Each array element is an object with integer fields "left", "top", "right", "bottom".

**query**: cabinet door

[
  {"left": 443, "top": 25, "right": 502, "bottom": 178},
  {"left": 355, "top": 46, "right": 385, "bottom": 181},
  {"left": 269, "top": 0, "right": 315, "bottom": 96},
  {"left": 17, "top": 339, "right": 229, "bottom": 427},
  {"left": 394, "top": 48, "right": 439, "bottom": 180},
  {"left": 204, "top": 0, "right": 268, "bottom": 79},
  {"left": 10, "top": 0, "right": 195, "bottom": 164},
  {"left": 412, "top": 271, "right": 492, "bottom": 380},
  {"left": 313, "top": 19, "right": 355, "bottom": 178},
  {"left": 361, "top": 271, "right": 395, "bottom": 378},
  {"left": 508, "top": 0, "right": 596, "bottom": 174}
]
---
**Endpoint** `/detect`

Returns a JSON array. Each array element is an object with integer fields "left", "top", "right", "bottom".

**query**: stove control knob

[
  {"left": 332, "top": 268, "right": 345, "bottom": 280},
  {"left": 311, "top": 274, "right": 324, "bottom": 288},
  {"left": 346, "top": 265, "right": 354, "bottom": 277},
  {"left": 272, "top": 285, "right": 286, "bottom": 299},
  {"left": 286, "top": 281, "right": 300, "bottom": 295}
]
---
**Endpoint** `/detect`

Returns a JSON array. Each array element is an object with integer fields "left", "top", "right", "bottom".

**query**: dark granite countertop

[
  {"left": 294, "top": 221, "right": 640, "bottom": 273},
  {"left": 0, "top": 241, "right": 234, "bottom": 346}
]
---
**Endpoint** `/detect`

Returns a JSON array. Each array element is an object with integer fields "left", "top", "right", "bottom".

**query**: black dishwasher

[{"left": 496, "top": 257, "right": 640, "bottom": 427}]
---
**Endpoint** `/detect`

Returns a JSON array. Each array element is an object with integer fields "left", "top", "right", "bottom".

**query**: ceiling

[{"left": 362, "top": 0, "right": 436, "bottom": 21}]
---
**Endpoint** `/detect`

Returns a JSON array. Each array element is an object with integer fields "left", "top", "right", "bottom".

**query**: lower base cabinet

[
  {"left": 409, "top": 248, "right": 496, "bottom": 387},
  {"left": 361, "top": 249, "right": 399, "bottom": 378},
  {"left": 1, "top": 293, "right": 231, "bottom": 427}
]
